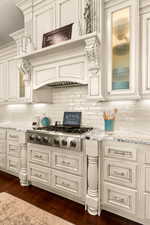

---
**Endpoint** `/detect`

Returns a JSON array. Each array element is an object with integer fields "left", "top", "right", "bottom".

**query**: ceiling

[{"left": 0, "top": 0, "right": 24, "bottom": 45}]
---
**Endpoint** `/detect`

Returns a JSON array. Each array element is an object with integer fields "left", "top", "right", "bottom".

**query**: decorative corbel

[
  {"left": 18, "top": 59, "right": 32, "bottom": 86},
  {"left": 85, "top": 36, "right": 100, "bottom": 69},
  {"left": 85, "top": 36, "right": 104, "bottom": 100}
]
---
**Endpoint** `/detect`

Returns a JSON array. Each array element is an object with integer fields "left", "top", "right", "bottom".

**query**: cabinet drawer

[
  {"left": 0, "top": 154, "right": 6, "bottom": 169},
  {"left": 28, "top": 146, "right": 50, "bottom": 167},
  {"left": 145, "top": 166, "right": 150, "bottom": 193},
  {"left": 0, "top": 141, "right": 6, "bottom": 154},
  {"left": 103, "top": 182, "right": 136, "bottom": 215},
  {"left": 7, "top": 156, "right": 20, "bottom": 174},
  {"left": 7, "top": 130, "right": 19, "bottom": 142},
  {"left": 51, "top": 151, "right": 83, "bottom": 175},
  {"left": 104, "top": 159, "right": 137, "bottom": 188},
  {"left": 0, "top": 129, "right": 6, "bottom": 140},
  {"left": 104, "top": 142, "right": 136, "bottom": 161},
  {"left": 28, "top": 163, "right": 50, "bottom": 186},
  {"left": 7, "top": 142, "right": 20, "bottom": 157},
  {"left": 145, "top": 151, "right": 150, "bottom": 164},
  {"left": 51, "top": 169, "right": 83, "bottom": 198}
]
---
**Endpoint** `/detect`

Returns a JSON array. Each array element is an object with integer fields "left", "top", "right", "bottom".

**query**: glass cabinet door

[
  {"left": 106, "top": 0, "right": 139, "bottom": 100},
  {"left": 112, "top": 8, "right": 130, "bottom": 90}
]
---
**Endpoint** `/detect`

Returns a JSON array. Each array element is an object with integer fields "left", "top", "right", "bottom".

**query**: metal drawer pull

[
  {"left": 9, "top": 135, "right": 18, "bottom": 139},
  {"left": 62, "top": 161, "right": 71, "bottom": 166},
  {"left": 35, "top": 155, "right": 42, "bottom": 159},
  {"left": 35, "top": 173, "right": 42, "bottom": 178},
  {"left": 62, "top": 182, "right": 70, "bottom": 188},
  {"left": 113, "top": 171, "right": 125, "bottom": 177},
  {"left": 114, "top": 196, "right": 125, "bottom": 204},
  {"left": 10, "top": 163, "right": 16, "bottom": 168},
  {"left": 109, "top": 149, "right": 132, "bottom": 157}
]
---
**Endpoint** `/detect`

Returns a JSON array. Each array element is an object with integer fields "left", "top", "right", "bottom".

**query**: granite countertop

[
  {"left": 0, "top": 122, "right": 150, "bottom": 145},
  {"left": 0, "top": 121, "right": 32, "bottom": 132},
  {"left": 85, "top": 128, "right": 150, "bottom": 145}
]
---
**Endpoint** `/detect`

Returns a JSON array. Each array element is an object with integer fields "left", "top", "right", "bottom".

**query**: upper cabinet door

[
  {"left": 7, "top": 59, "right": 18, "bottom": 101},
  {"left": 105, "top": 0, "right": 140, "bottom": 100},
  {"left": 0, "top": 63, "right": 7, "bottom": 103},
  {"left": 56, "top": 0, "right": 82, "bottom": 39},
  {"left": 33, "top": 1, "right": 56, "bottom": 49},
  {"left": 141, "top": 12, "right": 150, "bottom": 98}
]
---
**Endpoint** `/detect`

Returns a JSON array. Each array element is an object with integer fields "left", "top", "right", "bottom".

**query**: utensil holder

[{"left": 104, "top": 120, "right": 114, "bottom": 132}]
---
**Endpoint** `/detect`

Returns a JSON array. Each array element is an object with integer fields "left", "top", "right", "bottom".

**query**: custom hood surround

[{"left": 10, "top": 0, "right": 104, "bottom": 101}]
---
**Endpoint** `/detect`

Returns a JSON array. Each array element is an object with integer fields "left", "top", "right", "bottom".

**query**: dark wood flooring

[{"left": 0, "top": 171, "right": 141, "bottom": 225}]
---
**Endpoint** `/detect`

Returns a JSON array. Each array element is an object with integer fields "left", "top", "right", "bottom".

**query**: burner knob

[
  {"left": 42, "top": 137, "right": 48, "bottom": 143},
  {"left": 70, "top": 141, "right": 76, "bottom": 148},
  {"left": 36, "top": 136, "right": 41, "bottom": 141},
  {"left": 29, "top": 135, "right": 35, "bottom": 141},
  {"left": 54, "top": 139, "right": 59, "bottom": 146},
  {"left": 62, "top": 140, "right": 67, "bottom": 146}
]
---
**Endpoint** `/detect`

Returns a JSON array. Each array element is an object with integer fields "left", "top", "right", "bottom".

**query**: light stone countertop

[
  {"left": 0, "top": 122, "right": 150, "bottom": 145},
  {"left": 85, "top": 128, "right": 150, "bottom": 145},
  {"left": 0, "top": 121, "right": 32, "bottom": 132}
]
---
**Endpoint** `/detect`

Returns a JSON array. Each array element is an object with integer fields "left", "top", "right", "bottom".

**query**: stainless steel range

[{"left": 26, "top": 112, "right": 93, "bottom": 152}]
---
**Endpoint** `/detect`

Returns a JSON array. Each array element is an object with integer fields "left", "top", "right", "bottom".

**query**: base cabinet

[{"left": 27, "top": 144, "right": 85, "bottom": 204}]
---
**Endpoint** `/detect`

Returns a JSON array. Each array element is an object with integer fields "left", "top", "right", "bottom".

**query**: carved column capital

[
  {"left": 18, "top": 59, "right": 32, "bottom": 86},
  {"left": 85, "top": 36, "right": 100, "bottom": 69}
]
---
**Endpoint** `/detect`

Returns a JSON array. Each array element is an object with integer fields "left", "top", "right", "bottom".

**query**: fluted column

[
  {"left": 85, "top": 139, "right": 99, "bottom": 216},
  {"left": 19, "top": 143, "right": 29, "bottom": 186}
]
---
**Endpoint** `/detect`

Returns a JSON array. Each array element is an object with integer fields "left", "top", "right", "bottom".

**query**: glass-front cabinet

[{"left": 105, "top": 0, "right": 140, "bottom": 100}]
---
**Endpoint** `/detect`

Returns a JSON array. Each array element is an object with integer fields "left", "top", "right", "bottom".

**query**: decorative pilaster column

[
  {"left": 19, "top": 131, "right": 29, "bottom": 186},
  {"left": 19, "top": 143, "right": 29, "bottom": 186},
  {"left": 85, "top": 36, "right": 104, "bottom": 100},
  {"left": 85, "top": 139, "right": 99, "bottom": 216}
]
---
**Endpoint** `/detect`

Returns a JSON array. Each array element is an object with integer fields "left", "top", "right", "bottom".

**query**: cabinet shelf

[{"left": 15, "top": 32, "right": 100, "bottom": 61}]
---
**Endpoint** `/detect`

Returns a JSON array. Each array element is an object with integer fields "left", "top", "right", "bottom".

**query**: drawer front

[
  {"left": 51, "top": 169, "right": 83, "bottom": 198},
  {"left": 28, "top": 147, "right": 50, "bottom": 167},
  {"left": 104, "top": 159, "right": 137, "bottom": 188},
  {"left": 0, "top": 154, "right": 6, "bottom": 169},
  {"left": 104, "top": 142, "right": 136, "bottom": 161},
  {"left": 0, "top": 141, "right": 6, "bottom": 154},
  {"left": 103, "top": 182, "right": 136, "bottom": 214},
  {"left": 145, "top": 166, "right": 150, "bottom": 193},
  {"left": 7, "top": 130, "right": 19, "bottom": 142},
  {"left": 7, "top": 156, "right": 20, "bottom": 174},
  {"left": 0, "top": 129, "right": 6, "bottom": 140},
  {"left": 28, "top": 163, "right": 50, "bottom": 186},
  {"left": 145, "top": 151, "right": 150, "bottom": 164},
  {"left": 51, "top": 151, "right": 83, "bottom": 175},
  {"left": 7, "top": 142, "right": 20, "bottom": 157}
]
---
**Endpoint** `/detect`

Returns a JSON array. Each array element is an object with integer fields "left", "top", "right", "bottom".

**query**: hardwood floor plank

[{"left": 0, "top": 171, "right": 141, "bottom": 225}]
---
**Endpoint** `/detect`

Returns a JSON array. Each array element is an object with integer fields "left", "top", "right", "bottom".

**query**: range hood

[
  {"left": 12, "top": 30, "right": 104, "bottom": 100},
  {"left": 47, "top": 81, "right": 87, "bottom": 88}
]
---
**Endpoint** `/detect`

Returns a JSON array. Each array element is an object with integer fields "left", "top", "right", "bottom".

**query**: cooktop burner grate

[{"left": 36, "top": 126, "right": 93, "bottom": 134}]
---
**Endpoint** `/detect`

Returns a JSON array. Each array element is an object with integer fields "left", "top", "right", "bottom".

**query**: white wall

[{"left": 0, "top": 86, "right": 150, "bottom": 132}]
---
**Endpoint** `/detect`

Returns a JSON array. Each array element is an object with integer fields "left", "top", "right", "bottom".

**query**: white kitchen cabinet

[
  {"left": 7, "top": 129, "right": 21, "bottom": 177},
  {"left": 141, "top": 11, "right": 150, "bottom": 98},
  {"left": 0, "top": 63, "right": 7, "bottom": 103},
  {"left": 103, "top": 182, "right": 136, "bottom": 215},
  {"left": 0, "top": 129, "right": 7, "bottom": 170},
  {"left": 105, "top": 0, "right": 140, "bottom": 100},
  {"left": 28, "top": 163, "right": 51, "bottom": 186},
  {"left": 33, "top": 1, "right": 56, "bottom": 49},
  {"left": 56, "top": 0, "right": 82, "bottom": 39},
  {"left": 7, "top": 59, "right": 18, "bottom": 102},
  {"left": 51, "top": 150, "right": 83, "bottom": 176},
  {"left": 51, "top": 169, "right": 83, "bottom": 199}
]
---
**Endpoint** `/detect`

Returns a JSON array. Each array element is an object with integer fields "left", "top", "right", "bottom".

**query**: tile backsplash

[{"left": 0, "top": 86, "right": 150, "bottom": 131}]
